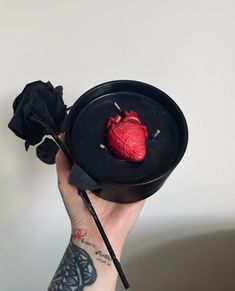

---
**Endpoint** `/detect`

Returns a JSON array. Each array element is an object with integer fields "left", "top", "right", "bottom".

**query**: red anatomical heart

[{"left": 106, "top": 111, "right": 148, "bottom": 162}]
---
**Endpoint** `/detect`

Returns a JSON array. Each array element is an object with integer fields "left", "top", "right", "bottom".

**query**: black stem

[
  {"left": 51, "top": 133, "right": 73, "bottom": 164},
  {"left": 79, "top": 190, "right": 130, "bottom": 289}
]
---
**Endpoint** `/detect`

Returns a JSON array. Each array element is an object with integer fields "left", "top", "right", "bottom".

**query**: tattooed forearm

[
  {"left": 72, "top": 228, "right": 112, "bottom": 266},
  {"left": 48, "top": 241, "right": 97, "bottom": 291}
]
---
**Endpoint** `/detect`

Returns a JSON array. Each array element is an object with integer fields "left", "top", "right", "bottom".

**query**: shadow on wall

[{"left": 117, "top": 229, "right": 235, "bottom": 291}]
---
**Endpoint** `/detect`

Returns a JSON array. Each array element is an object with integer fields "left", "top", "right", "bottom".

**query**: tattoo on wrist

[
  {"left": 72, "top": 228, "right": 112, "bottom": 266},
  {"left": 48, "top": 240, "right": 97, "bottom": 291},
  {"left": 73, "top": 228, "right": 87, "bottom": 240}
]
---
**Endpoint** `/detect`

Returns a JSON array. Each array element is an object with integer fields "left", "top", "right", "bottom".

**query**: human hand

[
  {"left": 55, "top": 134, "right": 145, "bottom": 255},
  {"left": 52, "top": 134, "right": 145, "bottom": 291}
]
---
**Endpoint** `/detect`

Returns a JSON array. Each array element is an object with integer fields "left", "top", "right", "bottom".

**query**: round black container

[{"left": 65, "top": 80, "right": 188, "bottom": 203}]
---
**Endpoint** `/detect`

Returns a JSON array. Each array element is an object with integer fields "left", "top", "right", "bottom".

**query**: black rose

[{"left": 8, "top": 81, "right": 67, "bottom": 150}]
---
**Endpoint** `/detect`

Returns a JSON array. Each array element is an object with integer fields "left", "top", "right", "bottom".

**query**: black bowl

[{"left": 65, "top": 80, "right": 188, "bottom": 203}]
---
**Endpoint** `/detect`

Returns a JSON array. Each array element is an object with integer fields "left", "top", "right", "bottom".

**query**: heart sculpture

[{"left": 106, "top": 111, "right": 148, "bottom": 162}]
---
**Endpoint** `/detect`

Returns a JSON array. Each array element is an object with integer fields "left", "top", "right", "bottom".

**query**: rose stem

[{"left": 79, "top": 190, "right": 130, "bottom": 289}]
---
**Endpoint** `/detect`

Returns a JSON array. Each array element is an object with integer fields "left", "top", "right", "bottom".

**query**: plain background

[{"left": 0, "top": 1, "right": 235, "bottom": 290}]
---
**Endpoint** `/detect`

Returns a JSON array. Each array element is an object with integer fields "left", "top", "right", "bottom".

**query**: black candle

[{"left": 65, "top": 80, "right": 188, "bottom": 203}]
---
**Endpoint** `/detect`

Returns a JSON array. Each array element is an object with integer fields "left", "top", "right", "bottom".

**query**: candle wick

[
  {"left": 100, "top": 143, "right": 108, "bottom": 151},
  {"left": 152, "top": 129, "right": 161, "bottom": 140},
  {"left": 114, "top": 102, "right": 122, "bottom": 113}
]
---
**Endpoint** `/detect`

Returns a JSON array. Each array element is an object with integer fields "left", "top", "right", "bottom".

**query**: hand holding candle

[
  {"left": 8, "top": 80, "right": 188, "bottom": 290},
  {"left": 55, "top": 135, "right": 145, "bottom": 290}
]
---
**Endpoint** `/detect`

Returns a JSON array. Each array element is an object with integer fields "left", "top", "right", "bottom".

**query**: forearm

[{"left": 48, "top": 228, "right": 124, "bottom": 291}]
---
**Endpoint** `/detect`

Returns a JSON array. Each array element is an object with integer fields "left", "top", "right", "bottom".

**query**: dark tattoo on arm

[{"left": 48, "top": 241, "right": 97, "bottom": 291}]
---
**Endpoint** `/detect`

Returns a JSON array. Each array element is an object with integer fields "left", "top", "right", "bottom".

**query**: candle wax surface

[{"left": 70, "top": 92, "right": 180, "bottom": 184}]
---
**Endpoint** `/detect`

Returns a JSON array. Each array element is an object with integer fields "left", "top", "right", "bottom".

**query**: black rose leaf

[
  {"left": 36, "top": 138, "right": 59, "bottom": 165},
  {"left": 8, "top": 80, "right": 67, "bottom": 151}
]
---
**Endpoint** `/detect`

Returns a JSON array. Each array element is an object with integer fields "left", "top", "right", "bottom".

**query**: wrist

[
  {"left": 70, "top": 228, "right": 123, "bottom": 291},
  {"left": 71, "top": 222, "right": 127, "bottom": 254},
  {"left": 71, "top": 226, "right": 124, "bottom": 265}
]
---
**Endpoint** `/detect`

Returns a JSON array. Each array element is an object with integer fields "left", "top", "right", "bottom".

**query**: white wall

[{"left": 0, "top": 1, "right": 235, "bottom": 290}]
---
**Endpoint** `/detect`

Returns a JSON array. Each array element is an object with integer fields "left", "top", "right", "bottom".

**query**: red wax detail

[{"left": 106, "top": 111, "right": 148, "bottom": 162}]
